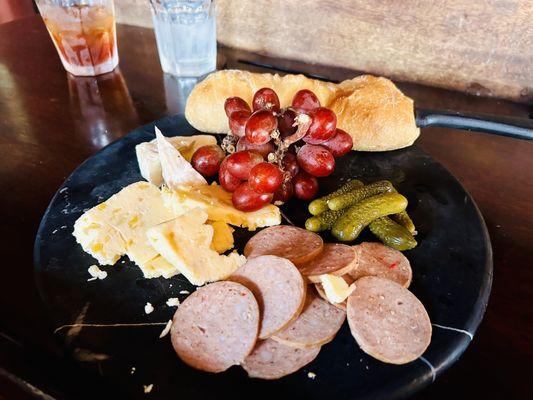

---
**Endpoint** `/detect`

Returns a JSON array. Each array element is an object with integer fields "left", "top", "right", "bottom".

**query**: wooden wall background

[{"left": 115, "top": 0, "right": 533, "bottom": 103}]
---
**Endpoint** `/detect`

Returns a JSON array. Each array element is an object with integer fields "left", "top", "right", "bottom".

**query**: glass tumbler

[
  {"left": 36, "top": 0, "right": 119, "bottom": 76},
  {"left": 149, "top": 0, "right": 216, "bottom": 77}
]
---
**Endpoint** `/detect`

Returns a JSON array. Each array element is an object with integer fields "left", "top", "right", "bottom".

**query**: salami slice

[
  {"left": 243, "top": 226, "right": 323, "bottom": 266},
  {"left": 242, "top": 338, "right": 321, "bottom": 379},
  {"left": 171, "top": 281, "right": 259, "bottom": 373},
  {"left": 229, "top": 255, "right": 306, "bottom": 339},
  {"left": 349, "top": 242, "right": 412, "bottom": 287},
  {"left": 347, "top": 276, "right": 431, "bottom": 364},
  {"left": 300, "top": 243, "right": 357, "bottom": 283},
  {"left": 271, "top": 289, "right": 346, "bottom": 348}
]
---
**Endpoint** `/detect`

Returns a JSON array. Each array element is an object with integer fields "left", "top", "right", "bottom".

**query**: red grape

[
  {"left": 229, "top": 110, "right": 251, "bottom": 137},
  {"left": 219, "top": 158, "right": 242, "bottom": 192},
  {"left": 281, "top": 152, "right": 299, "bottom": 178},
  {"left": 232, "top": 182, "right": 273, "bottom": 211},
  {"left": 292, "top": 89, "right": 320, "bottom": 111},
  {"left": 273, "top": 180, "right": 294, "bottom": 205},
  {"left": 303, "top": 107, "right": 337, "bottom": 144},
  {"left": 226, "top": 150, "right": 263, "bottom": 180},
  {"left": 191, "top": 145, "right": 225, "bottom": 177},
  {"left": 293, "top": 171, "right": 319, "bottom": 200},
  {"left": 245, "top": 110, "right": 277, "bottom": 144},
  {"left": 297, "top": 144, "right": 335, "bottom": 177},
  {"left": 249, "top": 162, "right": 283, "bottom": 194},
  {"left": 252, "top": 88, "right": 280, "bottom": 112},
  {"left": 277, "top": 109, "right": 297, "bottom": 137},
  {"left": 320, "top": 128, "right": 353, "bottom": 157},
  {"left": 236, "top": 136, "right": 275, "bottom": 159},
  {"left": 224, "top": 97, "right": 251, "bottom": 117}
]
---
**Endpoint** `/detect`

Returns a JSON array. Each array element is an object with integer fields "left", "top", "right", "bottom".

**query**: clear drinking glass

[
  {"left": 35, "top": 0, "right": 119, "bottom": 76},
  {"left": 149, "top": 0, "right": 216, "bottom": 77}
]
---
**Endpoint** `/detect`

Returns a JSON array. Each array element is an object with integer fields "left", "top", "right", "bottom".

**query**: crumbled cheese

[
  {"left": 87, "top": 265, "right": 107, "bottom": 281},
  {"left": 143, "top": 384, "right": 153, "bottom": 394},
  {"left": 166, "top": 298, "right": 180, "bottom": 307},
  {"left": 179, "top": 290, "right": 190, "bottom": 295},
  {"left": 144, "top": 302, "right": 154, "bottom": 314},
  {"left": 159, "top": 320, "right": 172, "bottom": 338},
  {"left": 130, "top": 367, "right": 136, "bottom": 374},
  {"left": 307, "top": 372, "right": 316, "bottom": 379}
]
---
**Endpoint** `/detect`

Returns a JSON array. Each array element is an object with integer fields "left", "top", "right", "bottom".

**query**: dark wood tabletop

[{"left": 0, "top": 16, "right": 531, "bottom": 400}]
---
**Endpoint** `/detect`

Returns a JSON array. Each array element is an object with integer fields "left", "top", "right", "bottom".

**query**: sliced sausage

[
  {"left": 271, "top": 289, "right": 346, "bottom": 348},
  {"left": 229, "top": 255, "right": 306, "bottom": 339},
  {"left": 241, "top": 338, "right": 321, "bottom": 379},
  {"left": 349, "top": 242, "right": 412, "bottom": 287},
  {"left": 243, "top": 225, "right": 323, "bottom": 266},
  {"left": 171, "top": 281, "right": 259, "bottom": 373},
  {"left": 300, "top": 243, "right": 357, "bottom": 283},
  {"left": 347, "top": 276, "right": 431, "bottom": 364}
]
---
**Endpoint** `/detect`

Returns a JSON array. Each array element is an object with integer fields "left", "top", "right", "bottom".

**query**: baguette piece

[{"left": 185, "top": 70, "right": 420, "bottom": 152}]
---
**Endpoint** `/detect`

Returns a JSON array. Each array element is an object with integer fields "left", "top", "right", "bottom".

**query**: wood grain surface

[
  {"left": 0, "top": 17, "right": 531, "bottom": 400},
  {"left": 217, "top": 0, "right": 533, "bottom": 103}
]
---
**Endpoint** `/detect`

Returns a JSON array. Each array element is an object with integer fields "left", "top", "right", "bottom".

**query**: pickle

[
  {"left": 332, "top": 193, "right": 408, "bottom": 241},
  {"left": 305, "top": 209, "right": 346, "bottom": 232},
  {"left": 392, "top": 211, "right": 417, "bottom": 235},
  {"left": 369, "top": 216, "right": 417, "bottom": 250},
  {"left": 327, "top": 180, "right": 395, "bottom": 211},
  {"left": 308, "top": 179, "right": 364, "bottom": 215}
]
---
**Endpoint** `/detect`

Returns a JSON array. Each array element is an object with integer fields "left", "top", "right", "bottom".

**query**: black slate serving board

[{"left": 34, "top": 115, "right": 492, "bottom": 399}]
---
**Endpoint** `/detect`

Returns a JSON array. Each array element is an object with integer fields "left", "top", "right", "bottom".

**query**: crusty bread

[{"left": 185, "top": 70, "right": 420, "bottom": 152}]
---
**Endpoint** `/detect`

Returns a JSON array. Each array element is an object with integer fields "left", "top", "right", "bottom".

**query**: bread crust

[{"left": 185, "top": 70, "right": 420, "bottom": 151}]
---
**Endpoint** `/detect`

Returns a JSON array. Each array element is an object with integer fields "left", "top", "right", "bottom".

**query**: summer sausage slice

[
  {"left": 271, "top": 289, "right": 346, "bottom": 348},
  {"left": 349, "top": 242, "right": 412, "bottom": 287},
  {"left": 229, "top": 255, "right": 306, "bottom": 339},
  {"left": 300, "top": 243, "right": 357, "bottom": 283},
  {"left": 243, "top": 225, "right": 323, "bottom": 266},
  {"left": 347, "top": 276, "right": 431, "bottom": 364},
  {"left": 242, "top": 338, "right": 321, "bottom": 379},
  {"left": 171, "top": 281, "right": 259, "bottom": 373}
]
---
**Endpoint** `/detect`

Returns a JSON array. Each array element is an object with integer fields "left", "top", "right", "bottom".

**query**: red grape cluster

[{"left": 190, "top": 87, "right": 353, "bottom": 211}]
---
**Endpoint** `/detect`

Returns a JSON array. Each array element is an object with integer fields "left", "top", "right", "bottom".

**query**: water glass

[
  {"left": 36, "top": 0, "right": 119, "bottom": 76},
  {"left": 149, "top": 0, "right": 216, "bottom": 77}
]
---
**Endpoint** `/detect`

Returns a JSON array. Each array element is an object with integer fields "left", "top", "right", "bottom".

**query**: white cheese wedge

[
  {"left": 73, "top": 181, "right": 179, "bottom": 278},
  {"left": 162, "top": 183, "right": 281, "bottom": 231},
  {"left": 155, "top": 127, "right": 207, "bottom": 189},
  {"left": 319, "top": 274, "right": 356, "bottom": 304},
  {"left": 147, "top": 209, "right": 246, "bottom": 286},
  {"left": 136, "top": 134, "right": 216, "bottom": 186}
]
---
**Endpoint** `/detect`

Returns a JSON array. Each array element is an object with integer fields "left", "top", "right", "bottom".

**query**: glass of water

[{"left": 149, "top": 0, "right": 216, "bottom": 77}]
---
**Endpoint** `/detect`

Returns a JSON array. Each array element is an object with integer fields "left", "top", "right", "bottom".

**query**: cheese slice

[
  {"left": 155, "top": 127, "right": 207, "bottom": 189},
  {"left": 162, "top": 183, "right": 281, "bottom": 231},
  {"left": 147, "top": 209, "right": 246, "bottom": 286},
  {"left": 319, "top": 274, "right": 356, "bottom": 304},
  {"left": 136, "top": 134, "right": 216, "bottom": 186},
  {"left": 209, "top": 221, "right": 234, "bottom": 253},
  {"left": 73, "top": 181, "right": 179, "bottom": 278}
]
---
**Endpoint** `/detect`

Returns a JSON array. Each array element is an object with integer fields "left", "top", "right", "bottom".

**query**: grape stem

[{"left": 283, "top": 113, "right": 311, "bottom": 145}]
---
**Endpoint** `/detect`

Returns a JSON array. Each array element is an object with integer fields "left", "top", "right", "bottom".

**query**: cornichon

[
  {"left": 327, "top": 180, "right": 395, "bottom": 211},
  {"left": 308, "top": 179, "right": 364, "bottom": 215},
  {"left": 305, "top": 209, "right": 346, "bottom": 232},
  {"left": 391, "top": 211, "right": 417, "bottom": 235},
  {"left": 332, "top": 192, "right": 408, "bottom": 241},
  {"left": 369, "top": 216, "right": 417, "bottom": 250}
]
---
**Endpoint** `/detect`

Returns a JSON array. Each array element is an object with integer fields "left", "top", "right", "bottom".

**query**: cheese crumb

[
  {"left": 87, "top": 265, "right": 107, "bottom": 281},
  {"left": 144, "top": 302, "right": 154, "bottom": 314},
  {"left": 159, "top": 320, "right": 172, "bottom": 338},
  {"left": 179, "top": 290, "right": 190, "bottom": 295},
  {"left": 307, "top": 372, "right": 316, "bottom": 379},
  {"left": 166, "top": 298, "right": 180, "bottom": 307},
  {"left": 143, "top": 384, "right": 153, "bottom": 394},
  {"left": 130, "top": 367, "right": 136, "bottom": 374}
]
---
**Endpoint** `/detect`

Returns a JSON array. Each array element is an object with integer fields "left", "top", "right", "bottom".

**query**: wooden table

[{"left": 0, "top": 16, "right": 531, "bottom": 400}]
